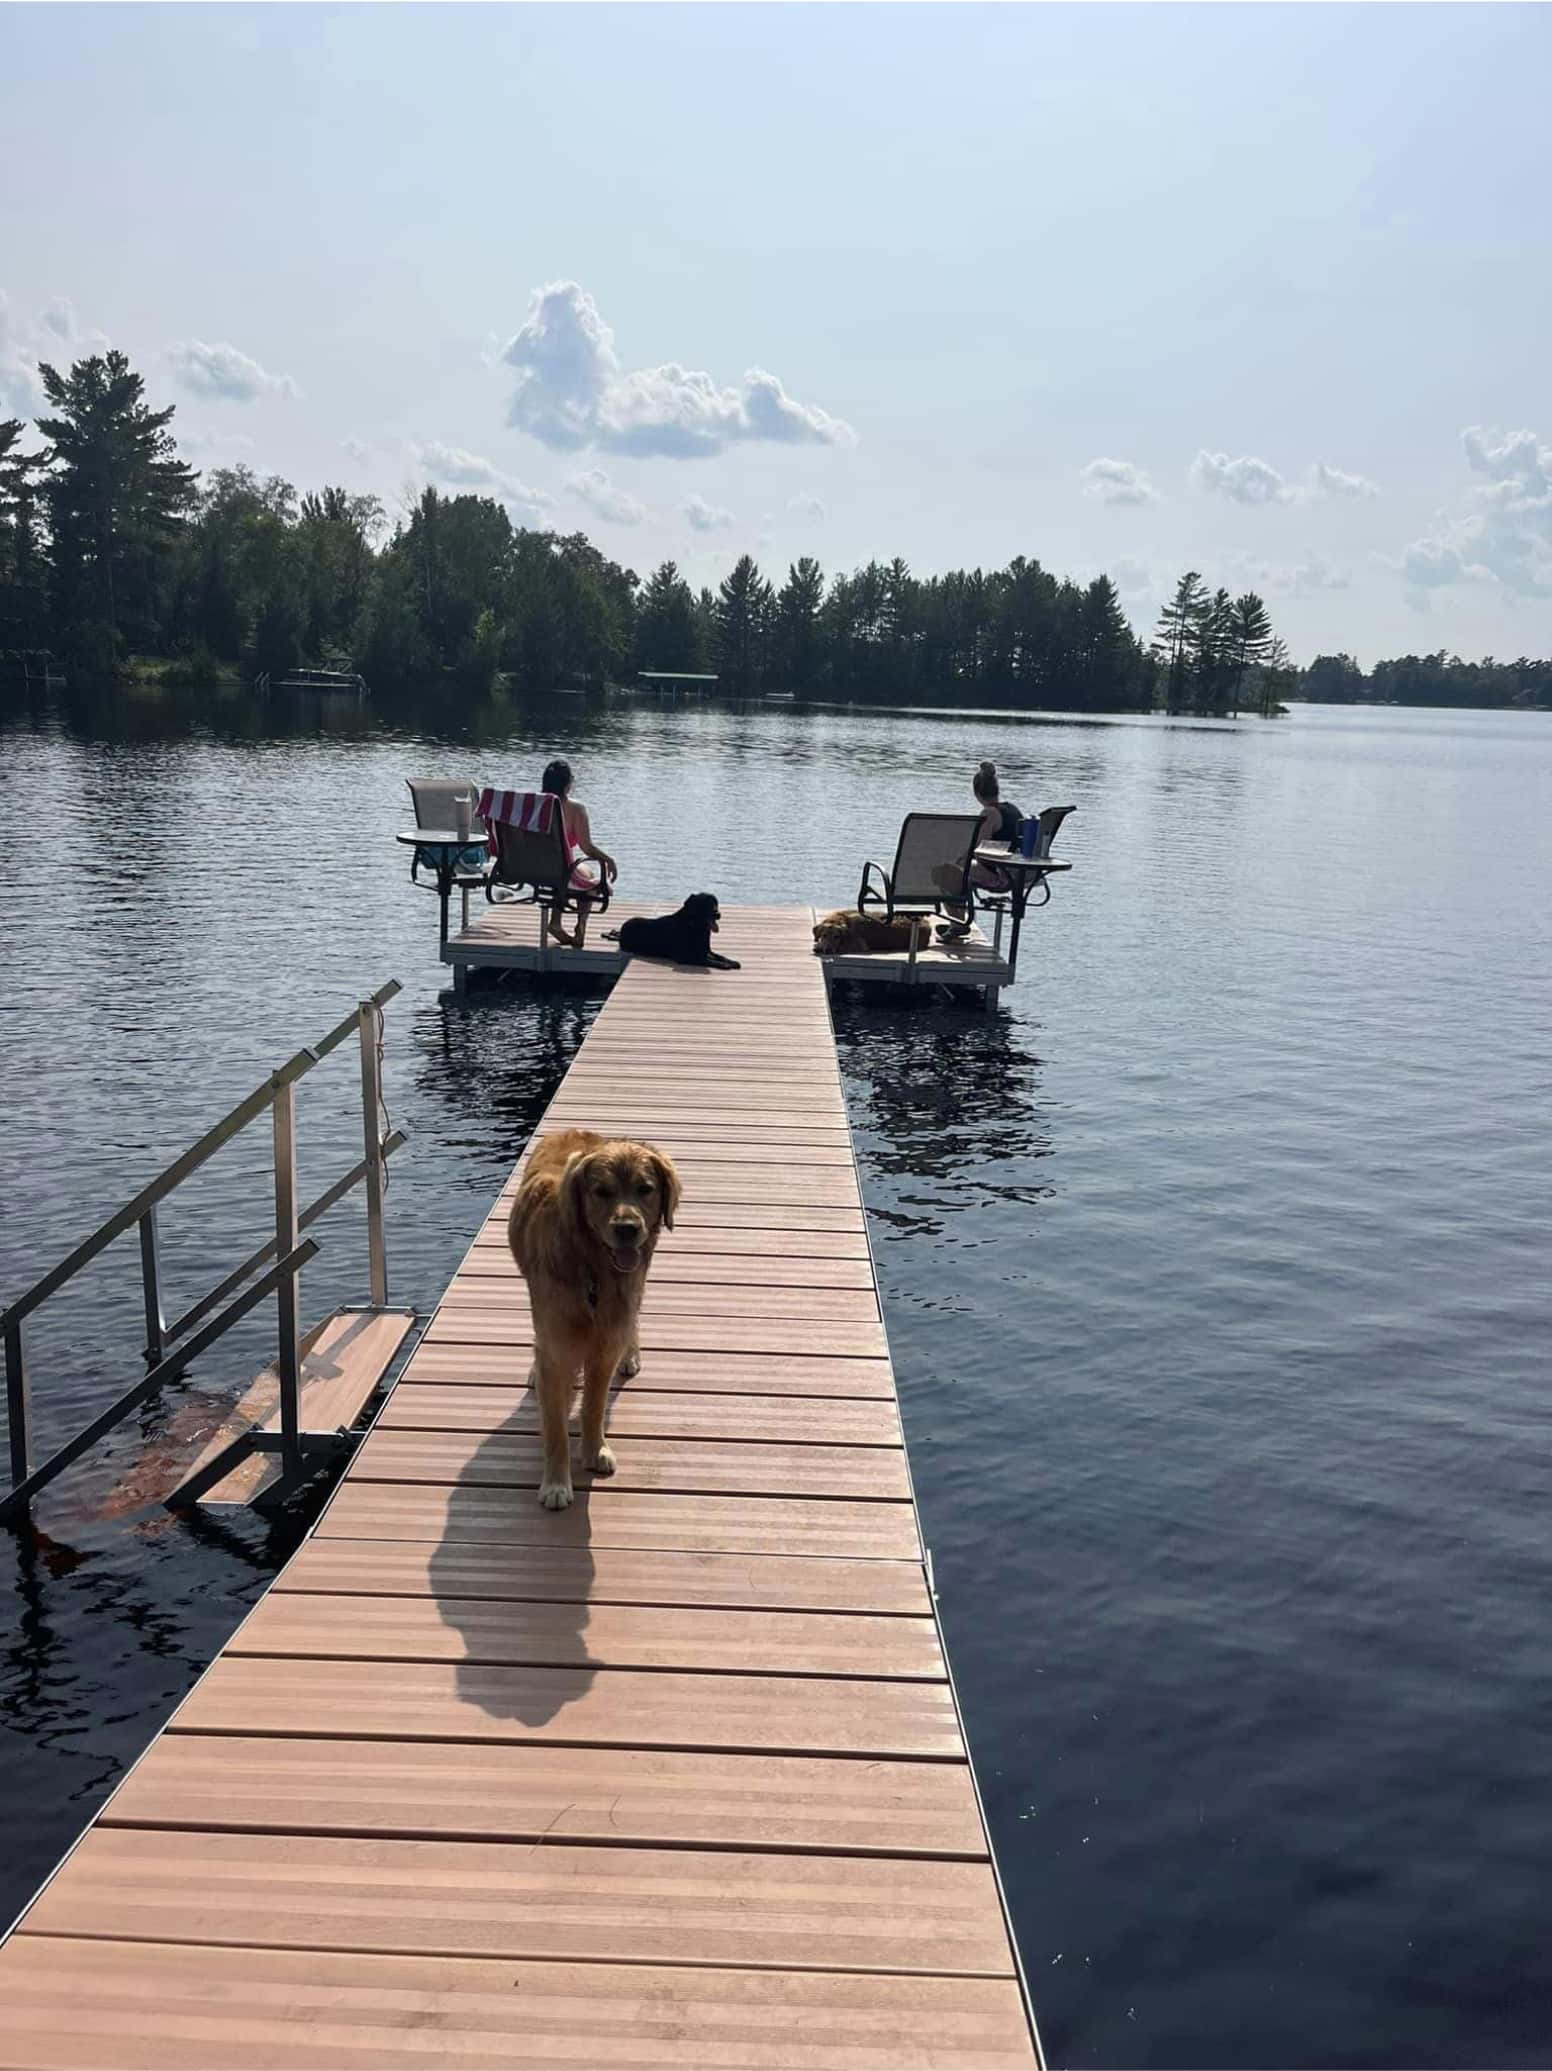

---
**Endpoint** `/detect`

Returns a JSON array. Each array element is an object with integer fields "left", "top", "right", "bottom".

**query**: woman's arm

[{"left": 571, "top": 802, "right": 618, "bottom": 882}]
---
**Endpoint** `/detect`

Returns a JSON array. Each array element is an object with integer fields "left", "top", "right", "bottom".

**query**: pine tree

[
  {"left": 35, "top": 350, "right": 195, "bottom": 671},
  {"left": 1257, "top": 636, "right": 1297, "bottom": 718},
  {"left": 714, "top": 554, "right": 774, "bottom": 693},
  {"left": 881, "top": 556, "right": 914, "bottom": 684},
  {"left": 775, "top": 557, "right": 825, "bottom": 690},
  {"left": 1228, "top": 592, "right": 1273, "bottom": 716},
  {"left": 0, "top": 418, "right": 47, "bottom": 649},
  {"left": 636, "top": 560, "right": 700, "bottom": 672},
  {"left": 1077, "top": 574, "right": 1136, "bottom": 710},
  {"left": 1193, "top": 587, "right": 1236, "bottom": 715},
  {"left": 1153, "top": 571, "right": 1208, "bottom": 713}
]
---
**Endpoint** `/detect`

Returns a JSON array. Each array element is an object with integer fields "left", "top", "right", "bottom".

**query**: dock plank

[
  {"left": 395, "top": 1343, "right": 896, "bottom": 1399},
  {"left": 273, "top": 1539, "right": 932, "bottom": 1615},
  {"left": 317, "top": 1483, "right": 921, "bottom": 1560},
  {"left": 20, "top": 1829, "right": 1015, "bottom": 1977},
  {"left": 463, "top": 1245, "right": 879, "bottom": 1289},
  {"left": 101, "top": 1735, "right": 992, "bottom": 1857},
  {"left": 378, "top": 1384, "right": 901, "bottom": 1445},
  {"left": 437, "top": 1280, "right": 881, "bottom": 1322},
  {"left": 349, "top": 1427, "right": 912, "bottom": 1501},
  {"left": 172, "top": 1655, "right": 967, "bottom": 1759},
  {"left": 229, "top": 1591, "right": 946, "bottom": 1681},
  {"left": 0, "top": 1939, "right": 1035, "bottom": 2070},
  {"left": 424, "top": 1311, "right": 890, "bottom": 1359}
]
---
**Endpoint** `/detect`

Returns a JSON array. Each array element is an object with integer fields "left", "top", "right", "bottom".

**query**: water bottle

[
  {"left": 1019, "top": 814, "right": 1040, "bottom": 859},
  {"left": 454, "top": 792, "right": 473, "bottom": 841}
]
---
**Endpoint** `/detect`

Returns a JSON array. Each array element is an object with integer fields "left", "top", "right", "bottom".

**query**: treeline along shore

[{"left": 2, "top": 347, "right": 1547, "bottom": 714}]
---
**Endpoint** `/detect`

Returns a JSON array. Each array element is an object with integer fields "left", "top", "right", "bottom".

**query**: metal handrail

[
  {"left": 1, "top": 982, "right": 405, "bottom": 1520},
  {"left": 0, "top": 1242, "right": 318, "bottom": 1522},
  {"left": 2, "top": 980, "right": 400, "bottom": 1332},
  {"left": 163, "top": 1129, "right": 406, "bottom": 1344}
]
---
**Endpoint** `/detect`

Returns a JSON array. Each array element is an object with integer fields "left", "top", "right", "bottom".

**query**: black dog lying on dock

[{"left": 604, "top": 894, "right": 741, "bottom": 969}]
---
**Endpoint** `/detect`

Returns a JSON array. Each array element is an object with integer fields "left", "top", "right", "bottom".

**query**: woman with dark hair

[
  {"left": 541, "top": 758, "right": 617, "bottom": 949},
  {"left": 941, "top": 759, "right": 1024, "bottom": 939}
]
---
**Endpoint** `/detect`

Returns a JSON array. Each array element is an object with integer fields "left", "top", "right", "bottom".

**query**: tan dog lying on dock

[
  {"left": 813, "top": 908, "right": 937, "bottom": 957},
  {"left": 507, "top": 1129, "right": 680, "bottom": 1509}
]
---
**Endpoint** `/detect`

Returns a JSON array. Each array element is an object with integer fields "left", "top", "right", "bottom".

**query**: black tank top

[{"left": 992, "top": 800, "right": 1022, "bottom": 845}]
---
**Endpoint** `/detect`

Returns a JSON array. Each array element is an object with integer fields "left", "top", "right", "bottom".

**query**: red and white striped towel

[{"left": 476, "top": 788, "right": 555, "bottom": 832}]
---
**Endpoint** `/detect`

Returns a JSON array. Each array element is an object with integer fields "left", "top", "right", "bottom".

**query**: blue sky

[{"left": 2, "top": 3, "right": 1549, "bottom": 663}]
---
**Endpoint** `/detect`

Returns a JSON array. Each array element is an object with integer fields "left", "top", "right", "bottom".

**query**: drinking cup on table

[
  {"left": 1019, "top": 815, "right": 1040, "bottom": 859},
  {"left": 454, "top": 792, "right": 473, "bottom": 841}
]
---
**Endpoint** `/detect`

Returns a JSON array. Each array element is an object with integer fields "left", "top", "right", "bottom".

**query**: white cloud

[
  {"left": 1190, "top": 449, "right": 1291, "bottom": 505},
  {"left": 340, "top": 437, "right": 374, "bottom": 465},
  {"left": 1109, "top": 555, "right": 1153, "bottom": 595},
  {"left": 1310, "top": 460, "right": 1380, "bottom": 500},
  {"left": 38, "top": 297, "right": 110, "bottom": 355},
  {"left": 0, "top": 292, "right": 43, "bottom": 414},
  {"left": 413, "top": 439, "right": 554, "bottom": 519},
  {"left": 414, "top": 441, "right": 504, "bottom": 488},
  {"left": 1081, "top": 457, "right": 1158, "bottom": 506},
  {"left": 788, "top": 492, "right": 826, "bottom": 521},
  {"left": 1217, "top": 547, "right": 1351, "bottom": 596},
  {"left": 1, "top": 292, "right": 124, "bottom": 415},
  {"left": 1287, "top": 550, "right": 1351, "bottom": 594},
  {"left": 501, "top": 281, "right": 855, "bottom": 459},
  {"left": 566, "top": 467, "right": 649, "bottom": 526},
  {"left": 179, "top": 427, "right": 256, "bottom": 457},
  {"left": 683, "top": 493, "right": 735, "bottom": 533},
  {"left": 167, "top": 339, "right": 300, "bottom": 403},
  {"left": 1392, "top": 426, "right": 1552, "bottom": 600}
]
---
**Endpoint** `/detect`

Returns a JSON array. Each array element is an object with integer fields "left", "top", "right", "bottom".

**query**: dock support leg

[
  {"left": 358, "top": 1003, "right": 389, "bottom": 1308},
  {"left": 4, "top": 1314, "right": 30, "bottom": 1491},
  {"left": 272, "top": 1083, "right": 303, "bottom": 1481},
  {"left": 138, "top": 1208, "right": 166, "bottom": 1367}
]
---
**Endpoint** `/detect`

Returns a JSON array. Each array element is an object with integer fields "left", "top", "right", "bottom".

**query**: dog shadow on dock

[{"left": 429, "top": 1366, "right": 616, "bottom": 1730}]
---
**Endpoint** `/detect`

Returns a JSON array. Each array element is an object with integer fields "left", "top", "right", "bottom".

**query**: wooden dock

[
  {"left": 0, "top": 908, "right": 1039, "bottom": 2069},
  {"left": 444, "top": 897, "right": 1015, "bottom": 994}
]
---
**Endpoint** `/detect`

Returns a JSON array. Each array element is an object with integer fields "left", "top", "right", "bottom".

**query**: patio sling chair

[
  {"left": 481, "top": 789, "right": 612, "bottom": 947},
  {"left": 973, "top": 803, "right": 1078, "bottom": 955},
  {"left": 857, "top": 812, "right": 983, "bottom": 925},
  {"left": 404, "top": 776, "right": 489, "bottom": 885},
  {"left": 978, "top": 803, "right": 1078, "bottom": 899}
]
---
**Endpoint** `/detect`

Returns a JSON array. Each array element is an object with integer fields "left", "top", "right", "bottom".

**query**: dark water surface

[{"left": 1, "top": 689, "right": 1548, "bottom": 2065}]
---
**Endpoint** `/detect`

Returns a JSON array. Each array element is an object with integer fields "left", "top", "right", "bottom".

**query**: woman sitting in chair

[
  {"left": 543, "top": 758, "right": 618, "bottom": 949},
  {"left": 940, "top": 760, "right": 1023, "bottom": 939}
]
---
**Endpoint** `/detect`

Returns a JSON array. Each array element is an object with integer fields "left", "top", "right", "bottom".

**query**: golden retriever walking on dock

[{"left": 507, "top": 1129, "right": 681, "bottom": 1510}]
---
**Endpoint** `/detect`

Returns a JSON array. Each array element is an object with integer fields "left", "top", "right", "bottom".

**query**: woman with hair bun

[
  {"left": 942, "top": 759, "right": 1025, "bottom": 939},
  {"left": 539, "top": 757, "right": 617, "bottom": 950}
]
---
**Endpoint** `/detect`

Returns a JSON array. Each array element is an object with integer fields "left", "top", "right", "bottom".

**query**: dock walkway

[{"left": 0, "top": 908, "right": 1039, "bottom": 2069}]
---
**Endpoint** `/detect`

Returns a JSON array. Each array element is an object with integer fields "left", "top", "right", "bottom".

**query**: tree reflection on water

[{"left": 831, "top": 995, "right": 1054, "bottom": 1236}]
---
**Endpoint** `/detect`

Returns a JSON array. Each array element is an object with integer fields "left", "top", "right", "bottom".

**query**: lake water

[{"left": 1, "top": 689, "right": 1548, "bottom": 2065}]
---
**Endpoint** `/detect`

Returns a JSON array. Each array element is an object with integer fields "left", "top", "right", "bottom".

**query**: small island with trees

[{"left": 2, "top": 347, "right": 1547, "bottom": 716}]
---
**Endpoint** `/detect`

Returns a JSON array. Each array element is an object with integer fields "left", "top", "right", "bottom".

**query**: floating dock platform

[
  {"left": 0, "top": 909, "right": 1040, "bottom": 2068},
  {"left": 443, "top": 898, "right": 1015, "bottom": 994}
]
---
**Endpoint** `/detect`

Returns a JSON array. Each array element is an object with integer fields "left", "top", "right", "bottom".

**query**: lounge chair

[
  {"left": 482, "top": 790, "right": 611, "bottom": 948},
  {"left": 857, "top": 812, "right": 982, "bottom": 926}
]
